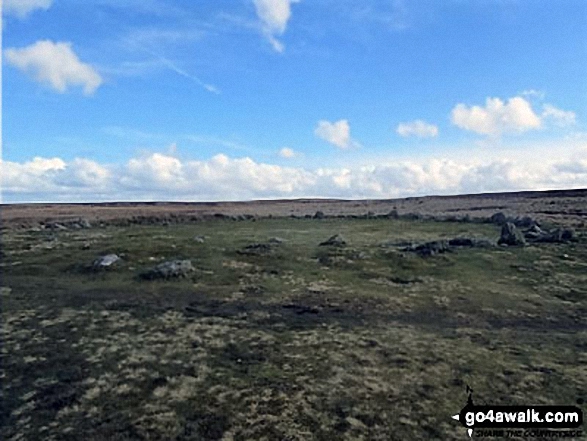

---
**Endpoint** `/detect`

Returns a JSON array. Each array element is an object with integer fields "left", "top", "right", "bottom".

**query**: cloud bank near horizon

[{"left": 3, "top": 145, "right": 587, "bottom": 203}]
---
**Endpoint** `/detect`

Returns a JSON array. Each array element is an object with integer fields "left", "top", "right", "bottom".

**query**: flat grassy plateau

[{"left": 1, "top": 218, "right": 586, "bottom": 440}]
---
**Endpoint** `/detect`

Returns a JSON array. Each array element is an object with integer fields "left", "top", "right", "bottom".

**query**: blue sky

[{"left": 2, "top": 0, "right": 586, "bottom": 202}]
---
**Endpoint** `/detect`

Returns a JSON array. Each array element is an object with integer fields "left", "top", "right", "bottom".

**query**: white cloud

[
  {"left": 451, "top": 96, "right": 542, "bottom": 136},
  {"left": 542, "top": 104, "right": 576, "bottom": 127},
  {"left": 3, "top": 142, "right": 587, "bottom": 202},
  {"left": 5, "top": 40, "right": 103, "bottom": 95},
  {"left": 396, "top": 120, "right": 439, "bottom": 138},
  {"left": 315, "top": 119, "right": 359, "bottom": 149},
  {"left": 3, "top": 0, "right": 52, "bottom": 18},
  {"left": 253, "top": 0, "right": 299, "bottom": 52},
  {"left": 279, "top": 147, "right": 296, "bottom": 158}
]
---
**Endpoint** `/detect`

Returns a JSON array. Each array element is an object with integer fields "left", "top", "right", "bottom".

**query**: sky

[{"left": 2, "top": 0, "right": 587, "bottom": 203}]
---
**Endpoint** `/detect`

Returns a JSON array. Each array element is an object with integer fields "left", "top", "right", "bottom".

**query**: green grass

[{"left": 2, "top": 218, "right": 586, "bottom": 440}]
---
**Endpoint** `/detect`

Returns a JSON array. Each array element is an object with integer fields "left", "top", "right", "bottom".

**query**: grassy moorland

[{"left": 1, "top": 218, "right": 586, "bottom": 440}]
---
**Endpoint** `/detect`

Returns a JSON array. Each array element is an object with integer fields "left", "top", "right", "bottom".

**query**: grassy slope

[{"left": 2, "top": 218, "right": 586, "bottom": 440}]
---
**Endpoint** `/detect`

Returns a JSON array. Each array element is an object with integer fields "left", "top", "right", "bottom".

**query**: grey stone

[
  {"left": 319, "top": 234, "right": 346, "bottom": 247},
  {"left": 93, "top": 254, "right": 121, "bottom": 268},
  {"left": 406, "top": 240, "right": 450, "bottom": 256},
  {"left": 313, "top": 211, "right": 325, "bottom": 219},
  {"left": 237, "top": 243, "right": 273, "bottom": 256},
  {"left": 141, "top": 260, "right": 195, "bottom": 280},
  {"left": 535, "top": 228, "right": 576, "bottom": 243},
  {"left": 498, "top": 222, "right": 526, "bottom": 246},
  {"left": 490, "top": 212, "right": 508, "bottom": 225}
]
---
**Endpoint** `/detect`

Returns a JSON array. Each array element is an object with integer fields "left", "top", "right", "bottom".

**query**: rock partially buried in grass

[
  {"left": 237, "top": 243, "right": 273, "bottom": 256},
  {"left": 92, "top": 254, "right": 121, "bottom": 269},
  {"left": 140, "top": 259, "right": 195, "bottom": 280},
  {"left": 319, "top": 234, "right": 346, "bottom": 247},
  {"left": 405, "top": 240, "right": 450, "bottom": 256},
  {"left": 193, "top": 235, "right": 206, "bottom": 243},
  {"left": 498, "top": 222, "right": 526, "bottom": 246},
  {"left": 448, "top": 237, "right": 494, "bottom": 248},
  {"left": 534, "top": 228, "right": 576, "bottom": 244},
  {"left": 524, "top": 225, "right": 545, "bottom": 240}
]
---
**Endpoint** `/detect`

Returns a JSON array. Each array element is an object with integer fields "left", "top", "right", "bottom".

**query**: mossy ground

[{"left": 2, "top": 218, "right": 586, "bottom": 440}]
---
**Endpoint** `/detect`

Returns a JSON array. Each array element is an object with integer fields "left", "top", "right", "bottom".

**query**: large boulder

[
  {"left": 141, "top": 260, "right": 195, "bottom": 280},
  {"left": 490, "top": 212, "right": 508, "bottom": 225},
  {"left": 319, "top": 234, "right": 346, "bottom": 247},
  {"left": 514, "top": 216, "right": 538, "bottom": 228},
  {"left": 498, "top": 222, "right": 526, "bottom": 246}
]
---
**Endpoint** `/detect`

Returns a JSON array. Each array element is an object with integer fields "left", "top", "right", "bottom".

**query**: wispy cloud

[
  {"left": 3, "top": 0, "right": 52, "bottom": 18},
  {"left": 397, "top": 120, "right": 439, "bottom": 138},
  {"left": 155, "top": 55, "right": 220, "bottom": 94}
]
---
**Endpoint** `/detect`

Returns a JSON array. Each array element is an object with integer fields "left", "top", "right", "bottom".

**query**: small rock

[
  {"left": 387, "top": 209, "right": 399, "bottom": 219},
  {"left": 406, "top": 240, "right": 450, "bottom": 256},
  {"left": 48, "top": 222, "right": 68, "bottom": 231},
  {"left": 319, "top": 234, "right": 346, "bottom": 247},
  {"left": 313, "top": 211, "right": 325, "bottom": 219},
  {"left": 498, "top": 222, "right": 526, "bottom": 246},
  {"left": 78, "top": 218, "right": 92, "bottom": 229},
  {"left": 535, "top": 228, "right": 576, "bottom": 243},
  {"left": 524, "top": 225, "right": 544, "bottom": 240},
  {"left": 141, "top": 260, "right": 195, "bottom": 280},
  {"left": 193, "top": 235, "right": 206, "bottom": 243},
  {"left": 448, "top": 237, "right": 474, "bottom": 247},
  {"left": 237, "top": 243, "right": 273, "bottom": 256},
  {"left": 93, "top": 254, "right": 121, "bottom": 268},
  {"left": 268, "top": 237, "right": 285, "bottom": 244}
]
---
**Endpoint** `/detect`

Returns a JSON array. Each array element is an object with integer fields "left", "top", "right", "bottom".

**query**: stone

[
  {"left": 514, "top": 216, "right": 538, "bottom": 228},
  {"left": 48, "top": 222, "right": 68, "bottom": 231},
  {"left": 268, "top": 237, "right": 285, "bottom": 244},
  {"left": 237, "top": 243, "right": 273, "bottom": 256},
  {"left": 313, "top": 211, "right": 325, "bottom": 219},
  {"left": 524, "top": 225, "right": 544, "bottom": 240},
  {"left": 93, "top": 254, "right": 121, "bottom": 268},
  {"left": 448, "top": 237, "right": 474, "bottom": 247},
  {"left": 79, "top": 218, "right": 92, "bottom": 228},
  {"left": 407, "top": 240, "right": 450, "bottom": 257},
  {"left": 193, "top": 235, "right": 206, "bottom": 243},
  {"left": 319, "top": 234, "right": 346, "bottom": 247},
  {"left": 490, "top": 212, "right": 508, "bottom": 225},
  {"left": 448, "top": 237, "right": 494, "bottom": 248},
  {"left": 535, "top": 228, "right": 576, "bottom": 243},
  {"left": 141, "top": 260, "right": 195, "bottom": 280},
  {"left": 498, "top": 222, "right": 526, "bottom": 246}
]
